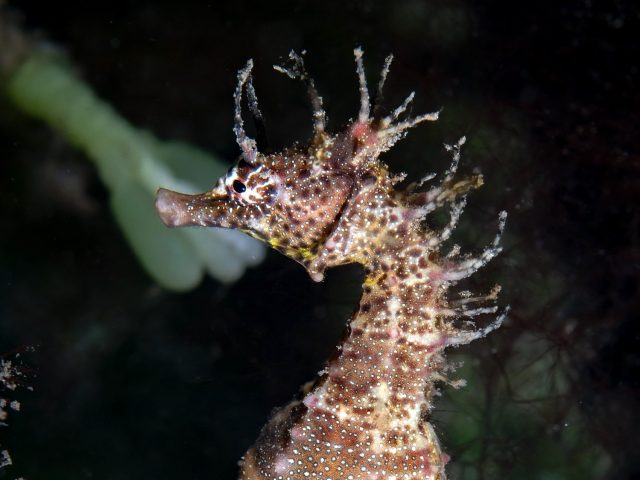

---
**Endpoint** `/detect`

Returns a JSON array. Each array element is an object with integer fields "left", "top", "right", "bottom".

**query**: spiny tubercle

[{"left": 155, "top": 48, "right": 506, "bottom": 480}]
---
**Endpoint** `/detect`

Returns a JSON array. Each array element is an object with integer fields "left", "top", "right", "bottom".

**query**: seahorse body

[{"left": 156, "top": 49, "right": 505, "bottom": 480}]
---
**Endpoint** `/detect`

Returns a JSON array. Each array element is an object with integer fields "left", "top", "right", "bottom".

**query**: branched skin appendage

[{"left": 156, "top": 49, "right": 506, "bottom": 480}]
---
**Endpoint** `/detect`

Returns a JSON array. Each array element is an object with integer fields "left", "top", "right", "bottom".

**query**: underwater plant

[
  {"left": 156, "top": 49, "right": 507, "bottom": 480},
  {"left": 0, "top": 8, "right": 265, "bottom": 290}
]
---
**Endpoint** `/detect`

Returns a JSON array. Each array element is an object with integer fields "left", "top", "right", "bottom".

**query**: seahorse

[{"left": 156, "top": 49, "right": 506, "bottom": 480}]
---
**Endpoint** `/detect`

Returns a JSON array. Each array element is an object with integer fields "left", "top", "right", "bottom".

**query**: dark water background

[{"left": 1, "top": 1, "right": 638, "bottom": 479}]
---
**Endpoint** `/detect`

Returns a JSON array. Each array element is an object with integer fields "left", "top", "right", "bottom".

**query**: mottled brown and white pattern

[{"left": 156, "top": 49, "right": 506, "bottom": 480}]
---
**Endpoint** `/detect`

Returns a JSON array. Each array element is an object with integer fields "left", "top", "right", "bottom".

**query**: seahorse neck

[{"left": 306, "top": 226, "right": 448, "bottom": 432}]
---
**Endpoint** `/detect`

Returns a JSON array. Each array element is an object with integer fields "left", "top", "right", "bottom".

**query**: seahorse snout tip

[{"left": 155, "top": 187, "right": 197, "bottom": 227}]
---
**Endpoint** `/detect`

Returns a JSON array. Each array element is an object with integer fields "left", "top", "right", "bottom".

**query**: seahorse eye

[{"left": 233, "top": 180, "right": 247, "bottom": 193}]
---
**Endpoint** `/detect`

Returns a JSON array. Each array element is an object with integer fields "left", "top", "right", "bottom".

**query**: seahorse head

[{"left": 156, "top": 143, "right": 354, "bottom": 265}]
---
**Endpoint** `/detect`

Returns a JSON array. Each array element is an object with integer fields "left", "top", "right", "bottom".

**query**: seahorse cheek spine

[{"left": 155, "top": 49, "right": 506, "bottom": 480}]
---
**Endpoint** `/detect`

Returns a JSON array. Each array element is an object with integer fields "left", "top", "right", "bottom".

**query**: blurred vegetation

[{"left": 1, "top": 17, "right": 265, "bottom": 291}]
